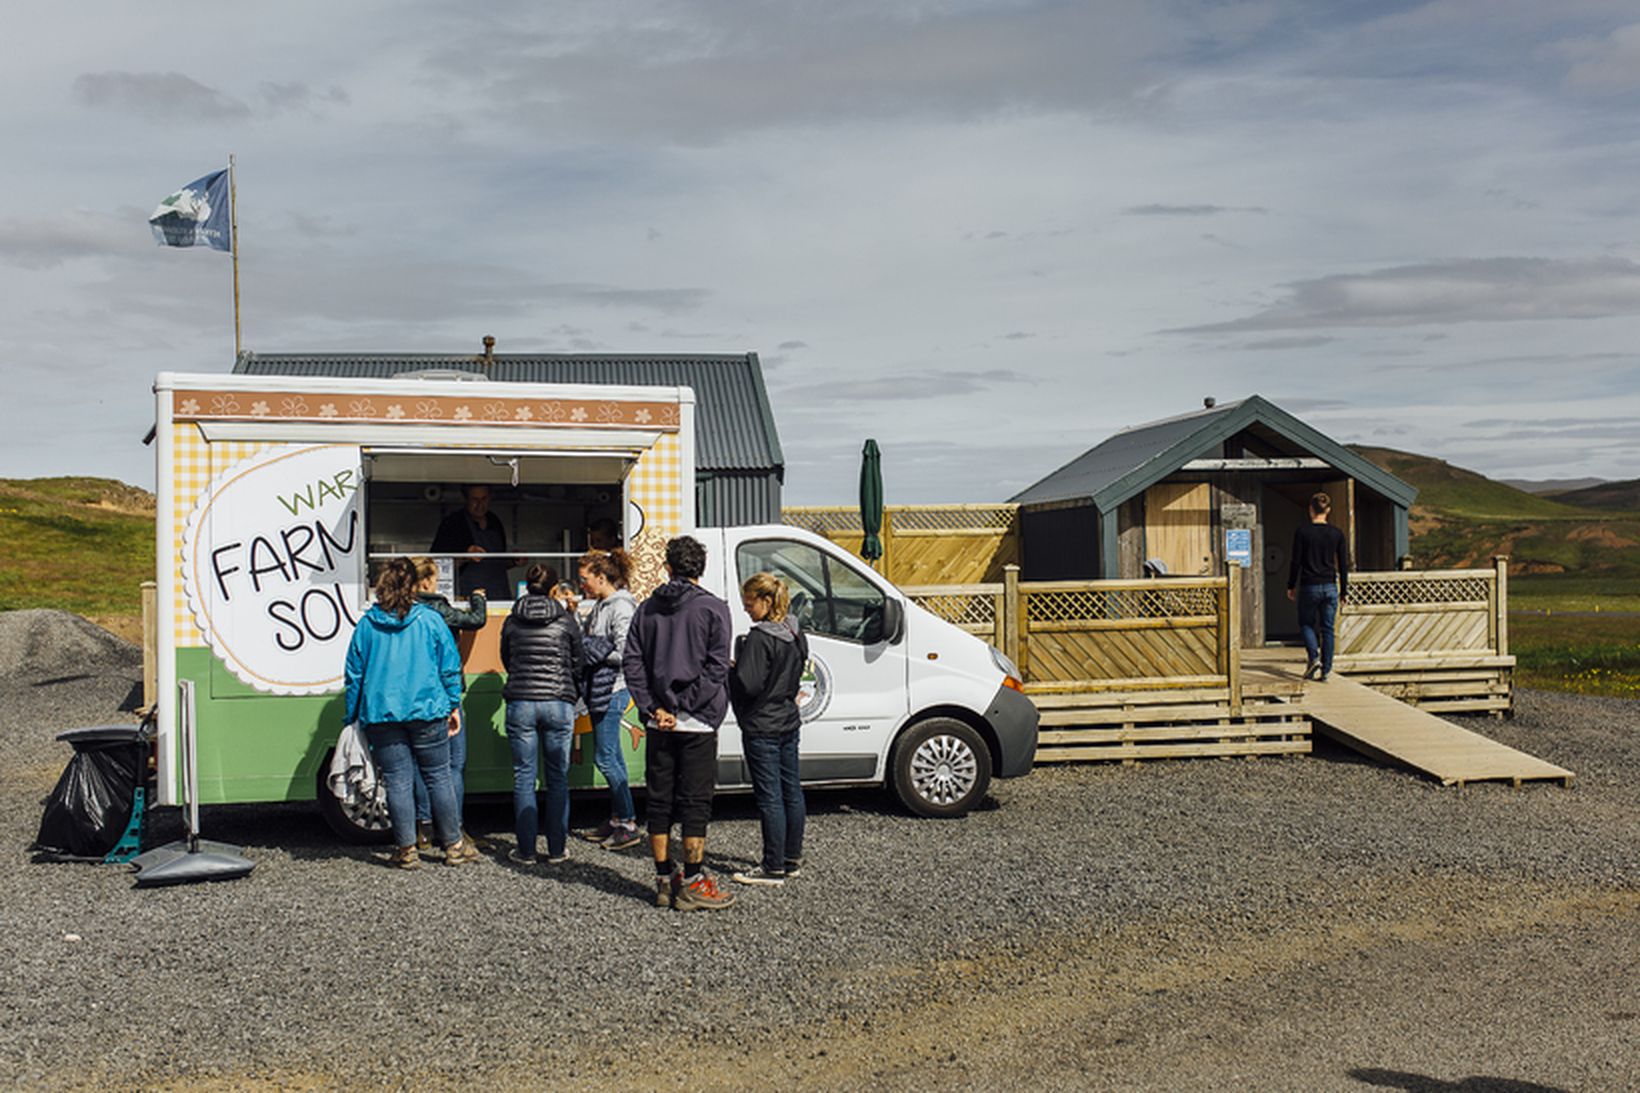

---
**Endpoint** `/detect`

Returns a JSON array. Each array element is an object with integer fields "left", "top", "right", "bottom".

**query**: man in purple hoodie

[{"left": 623, "top": 535, "right": 736, "bottom": 911}]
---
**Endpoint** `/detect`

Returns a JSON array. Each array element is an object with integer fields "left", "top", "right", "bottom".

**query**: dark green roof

[
  {"left": 232, "top": 352, "right": 783, "bottom": 474},
  {"left": 1010, "top": 395, "right": 1416, "bottom": 511}
]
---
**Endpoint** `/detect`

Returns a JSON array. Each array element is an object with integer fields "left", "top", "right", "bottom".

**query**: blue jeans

[
  {"left": 413, "top": 717, "right": 466, "bottom": 826},
  {"left": 1297, "top": 582, "right": 1340, "bottom": 675},
  {"left": 591, "top": 690, "right": 636, "bottom": 823},
  {"left": 743, "top": 729, "right": 805, "bottom": 873},
  {"left": 505, "top": 699, "right": 575, "bottom": 858},
  {"left": 366, "top": 719, "right": 460, "bottom": 850}
]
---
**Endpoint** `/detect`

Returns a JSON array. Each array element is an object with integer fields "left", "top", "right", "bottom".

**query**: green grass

[
  {"left": 1510, "top": 575, "right": 1640, "bottom": 612},
  {"left": 0, "top": 477, "right": 154, "bottom": 620},
  {"left": 1511, "top": 613, "right": 1640, "bottom": 699}
]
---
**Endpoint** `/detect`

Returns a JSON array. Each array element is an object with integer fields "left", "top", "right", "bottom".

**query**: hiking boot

[
  {"left": 674, "top": 872, "right": 736, "bottom": 911},
  {"left": 390, "top": 845, "right": 421, "bottom": 870},
  {"left": 600, "top": 823, "right": 643, "bottom": 851},
  {"left": 580, "top": 820, "right": 619, "bottom": 843},
  {"left": 442, "top": 839, "right": 476, "bottom": 866},
  {"left": 655, "top": 870, "right": 681, "bottom": 908},
  {"left": 416, "top": 822, "right": 434, "bottom": 851},
  {"left": 732, "top": 866, "right": 785, "bottom": 887}
]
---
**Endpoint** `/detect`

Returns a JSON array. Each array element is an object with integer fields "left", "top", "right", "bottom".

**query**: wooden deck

[{"left": 1245, "top": 650, "right": 1574, "bottom": 787}]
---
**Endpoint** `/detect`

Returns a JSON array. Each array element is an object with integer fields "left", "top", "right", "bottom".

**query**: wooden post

[
  {"left": 1002, "top": 564, "right": 1022, "bottom": 672},
  {"left": 141, "top": 580, "right": 158, "bottom": 712},
  {"left": 1225, "top": 571, "right": 1242, "bottom": 715},
  {"left": 1494, "top": 555, "right": 1509, "bottom": 657}
]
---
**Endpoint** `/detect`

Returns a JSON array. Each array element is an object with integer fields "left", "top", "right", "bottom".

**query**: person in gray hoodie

[
  {"left": 729, "top": 572, "right": 809, "bottom": 887},
  {"left": 574, "top": 548, "right": 641, "bottom": 850}
]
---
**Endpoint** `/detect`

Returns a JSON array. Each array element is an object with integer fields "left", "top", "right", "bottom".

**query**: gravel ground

[{"left": 2, "top": 609, "right": 1637, "bottom": 1090}]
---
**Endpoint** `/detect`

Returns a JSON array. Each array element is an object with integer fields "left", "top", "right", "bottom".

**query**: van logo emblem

[{"left": 797, "top": 654, "right": 832, "bottom": 723}]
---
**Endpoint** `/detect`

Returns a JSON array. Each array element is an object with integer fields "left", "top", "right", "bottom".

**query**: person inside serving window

[{"left": 430, "top": 484, "right": 512, "bottom": 600}]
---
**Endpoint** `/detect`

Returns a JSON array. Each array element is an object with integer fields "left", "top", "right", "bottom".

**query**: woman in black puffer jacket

[{"left": 500, "top": 564, "right": 584, "bottom": 864}]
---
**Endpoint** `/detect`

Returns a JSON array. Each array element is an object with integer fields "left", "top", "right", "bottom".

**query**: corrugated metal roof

[
  {"left": 1010, "top": 396, "right": 1416, "bottom": 511},
  {"left": 1010, "top": 401, "right": 1245, "bottom": 507},
  {"left": 232, "top": 352, "right": 783, "bottom": 473}
]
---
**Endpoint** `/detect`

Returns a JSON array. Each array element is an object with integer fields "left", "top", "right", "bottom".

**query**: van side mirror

[{"left": 881, "top": 596, "right": 905, "bottom": 645}]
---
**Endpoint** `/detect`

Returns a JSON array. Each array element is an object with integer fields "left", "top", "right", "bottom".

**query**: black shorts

[{"left": 645, "top": 731, "right": 717, "bottom": 839}]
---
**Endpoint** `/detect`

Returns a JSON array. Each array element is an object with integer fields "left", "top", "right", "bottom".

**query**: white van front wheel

[{"left": 891, "top": 718, "right": 992, "bottom": 818}]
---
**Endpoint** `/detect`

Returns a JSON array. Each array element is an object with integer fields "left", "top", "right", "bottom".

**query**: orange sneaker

[{"left": 673, "top": 871, "right": 736, "bottom": 911}]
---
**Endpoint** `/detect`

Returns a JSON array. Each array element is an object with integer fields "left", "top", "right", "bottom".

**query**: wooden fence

[
  {"left": 783, "top": 504, "right": 1019, "bottom": 585},
  {"left": 904, "top": 569, "right": 1307, "bottom": 763},
  {"left": 1334, "top": 557, "right": 1512, "bottom": 714},
  {"left": 902, "top": 558, "right": 1514, "bottom": 762}
]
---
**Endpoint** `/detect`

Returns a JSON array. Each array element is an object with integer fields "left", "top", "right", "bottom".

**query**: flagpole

[{"left": 229, "top": 153, "right": 241, "bottom": 359}]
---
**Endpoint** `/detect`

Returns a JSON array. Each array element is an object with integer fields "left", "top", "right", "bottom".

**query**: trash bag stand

[{"left": 131, "top": 678, "right": 254, "bottom": 887}]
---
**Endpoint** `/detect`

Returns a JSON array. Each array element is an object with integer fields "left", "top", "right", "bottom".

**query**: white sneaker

[{"left": 732, "top": 866, "right": 786, "bottom": 887}]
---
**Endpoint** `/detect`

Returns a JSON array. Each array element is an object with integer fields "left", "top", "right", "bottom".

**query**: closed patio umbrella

[{"left": 860, "top": 438, "right": 884, "bottom": 566}]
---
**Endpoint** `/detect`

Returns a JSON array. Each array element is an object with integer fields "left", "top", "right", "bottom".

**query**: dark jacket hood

[
  {"left": 649, "top": 578, "right": 706, "bottom": 615},
  {"left": 511, "top": 593, "right": 568, "bottom": 627}
]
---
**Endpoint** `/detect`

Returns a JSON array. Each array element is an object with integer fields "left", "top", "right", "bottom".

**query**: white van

[{"left": 691, "top": 525, "right": 1037, "bottom": 817}]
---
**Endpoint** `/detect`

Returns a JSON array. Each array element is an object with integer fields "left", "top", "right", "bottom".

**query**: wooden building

[{"left": 1009, "top": 396, "right": 1417, "bottom": 645}]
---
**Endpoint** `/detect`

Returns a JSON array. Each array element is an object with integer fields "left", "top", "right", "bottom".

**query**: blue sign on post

[{"left": 1225, "top": 528, "right": 1253, "bottom": 567}]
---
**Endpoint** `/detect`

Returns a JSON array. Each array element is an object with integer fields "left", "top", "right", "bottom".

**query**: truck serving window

[
  {"left": 361, "top": 449, "right": 629, "bottom": 600},
  {"left": 735, "top": 539, "right": 889, "bottom": 645}
]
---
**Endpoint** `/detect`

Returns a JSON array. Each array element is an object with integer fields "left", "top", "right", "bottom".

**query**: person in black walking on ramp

[{"left": 1286, "top": 491, "right": 1348, "bottom": 682}]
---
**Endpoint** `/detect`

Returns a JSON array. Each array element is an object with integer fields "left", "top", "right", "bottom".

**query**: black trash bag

[{"left": 33, "top": 726, "right": 149, "bottom": 861}]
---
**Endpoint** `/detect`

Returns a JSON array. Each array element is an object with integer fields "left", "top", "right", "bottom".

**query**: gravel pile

[{"left": 0, "top": 611, "right": 1635, "bottom": 1088}]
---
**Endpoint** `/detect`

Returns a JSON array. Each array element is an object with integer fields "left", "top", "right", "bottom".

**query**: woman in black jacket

[
  {"left": 500, "top": 564, "right": 584, "bottom": 864},
  {"left": 729, "top": 572, "right": 809, "bottom": 888}
]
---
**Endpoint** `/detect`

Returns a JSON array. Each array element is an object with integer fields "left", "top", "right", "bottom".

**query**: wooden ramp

[{"left": 1305, "top": 674, "right": 1573, "bottom": 787}]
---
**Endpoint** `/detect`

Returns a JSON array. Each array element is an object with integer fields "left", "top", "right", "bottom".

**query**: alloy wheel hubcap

[{"left": 910, "top": 734, "right": 978, "bottom": 805}]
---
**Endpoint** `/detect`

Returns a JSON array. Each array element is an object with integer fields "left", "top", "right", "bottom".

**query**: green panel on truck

[{"left": 177, "top": 647, "right": 648, "bottom": 805}]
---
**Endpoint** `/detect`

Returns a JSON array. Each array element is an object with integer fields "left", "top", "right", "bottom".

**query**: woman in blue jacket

[{"left": 344, "top": 556, "right": 472, "bottom": 869}]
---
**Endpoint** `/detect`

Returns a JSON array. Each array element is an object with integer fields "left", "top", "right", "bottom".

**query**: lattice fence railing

[
  {"left": 1346, "top": 572, "right": 1492, "bottom": 607},
  {"left": 891, "top": 505, "right": 1018, "bottom": 531},
  {"left": 782, "top": 508, "right": 863, "bottom": 533},
  {"left": 905, "top": 587, "right": 1000, "bottom": 636},
  {"left": 1024, "top": 583, "right": 1219, "bottom": 624}
]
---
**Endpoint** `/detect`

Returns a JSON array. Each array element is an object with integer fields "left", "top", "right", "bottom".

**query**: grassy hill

[
  {"left": 1351, "top": 447, "right": 1640, "bottom": 577},
  {"left": 1545, "top": 478, "right": 1640, "bottom": 512},
  {"left": 0, "top": 478, "right": 154, "bottom": 638}
]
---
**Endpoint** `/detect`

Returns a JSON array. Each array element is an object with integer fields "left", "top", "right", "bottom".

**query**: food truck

[{"left": 152, "top": 371, "right": 1037, "bottom": 838}]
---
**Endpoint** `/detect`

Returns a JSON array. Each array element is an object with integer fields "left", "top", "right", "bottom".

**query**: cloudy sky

[{"left": 4, "top": 1, "right": 1640, "bottom": 502}]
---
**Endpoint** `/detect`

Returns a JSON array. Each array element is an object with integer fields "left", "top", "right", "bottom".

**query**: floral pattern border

[{"left": 172, "top": 391, "right": 680, "bottom": 430}]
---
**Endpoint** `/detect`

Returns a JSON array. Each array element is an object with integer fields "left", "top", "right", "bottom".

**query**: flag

[{"left": 149, "top": 169, "right": 231, "bottom": 251}]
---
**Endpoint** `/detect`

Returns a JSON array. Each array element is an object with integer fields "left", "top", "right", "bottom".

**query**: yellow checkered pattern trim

[
  {"left": 629, "top": 432, "right": 683, "bottom": 536},
  {"left": 171, "top": 426, "right": 269, "bottom": 647}
]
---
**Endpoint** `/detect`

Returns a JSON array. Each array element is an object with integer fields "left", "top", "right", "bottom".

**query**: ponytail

[{"left": 375, "top": 557, "right": 419, "bottom": 618}]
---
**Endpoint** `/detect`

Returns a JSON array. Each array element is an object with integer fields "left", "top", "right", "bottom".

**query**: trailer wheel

[
  {"left": 890, "top": 718, "right": 991, "bottom": 818},
  {"left": 315, "top": 751, "right": 393, "bottom": 844}
]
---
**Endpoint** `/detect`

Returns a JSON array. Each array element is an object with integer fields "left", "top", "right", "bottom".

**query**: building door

[
  {"left": 1143, "top": 482, "right": 1214, "bottom": 576},
  {"left": 1262, "top": 480, "right": 1352, "bottom": 642}
]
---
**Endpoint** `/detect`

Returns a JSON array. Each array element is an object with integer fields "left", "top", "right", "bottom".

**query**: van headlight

[{"left": 989, "top": 645, "right": 1020, "bottom": 680}]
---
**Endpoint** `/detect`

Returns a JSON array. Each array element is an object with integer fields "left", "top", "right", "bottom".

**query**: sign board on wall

[
  {"left": 1225, "top": 527, "right": 1253, "bottom": 567},
  {"left": 180, "top": 444, "right": 366, "bottom": 694}
]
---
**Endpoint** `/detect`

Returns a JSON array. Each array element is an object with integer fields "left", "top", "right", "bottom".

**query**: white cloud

[{"left": 1174, "top": 258, "right": 1640, "bottom": 333}]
